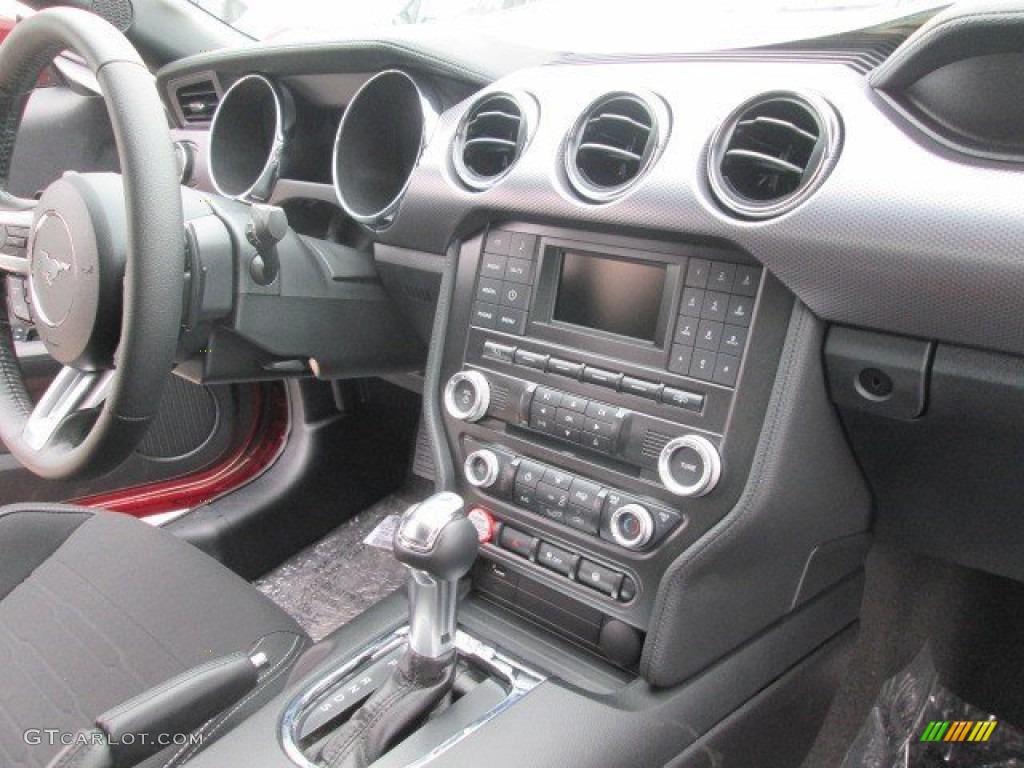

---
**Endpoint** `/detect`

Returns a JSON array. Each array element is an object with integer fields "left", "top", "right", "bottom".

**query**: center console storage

[{"left": 440, "top": 223, "right": 796, "bottom": 666}]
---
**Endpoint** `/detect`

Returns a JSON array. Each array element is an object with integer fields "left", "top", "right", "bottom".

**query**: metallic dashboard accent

[
  {"left": 207, "top": 73, "right": 291, "bottom": 202},
  {"left": 279, "top": 627, "right": 546, "bottom": 768},
  {"left": 331, "top": 69, "right": 439, "bottom": 228}
]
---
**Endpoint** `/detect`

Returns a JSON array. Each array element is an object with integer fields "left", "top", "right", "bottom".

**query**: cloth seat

[{"left": 0, "top": 504, "right": 309, "bottom": 768}]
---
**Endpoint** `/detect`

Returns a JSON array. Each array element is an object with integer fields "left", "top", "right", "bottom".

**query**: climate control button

[{"left": 608, "top": 503, "right": 655, "bottom": 550}]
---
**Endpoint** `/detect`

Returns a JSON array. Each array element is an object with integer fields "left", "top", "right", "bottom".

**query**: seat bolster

[{"left": 0, "top": 503, "right": 93, "bottom": 601}]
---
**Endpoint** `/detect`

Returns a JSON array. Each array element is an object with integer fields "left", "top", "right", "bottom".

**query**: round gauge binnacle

[
  {"left": 332, "top": 69, "right": 436, "bottom": 228},
  {"left": 208, "top": 74, "right": 293, "bottom": 201}
]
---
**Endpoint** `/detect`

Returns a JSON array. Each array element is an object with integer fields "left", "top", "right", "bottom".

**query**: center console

[{"left": 440, "top": 223, "right": 795, "bottom": 668}]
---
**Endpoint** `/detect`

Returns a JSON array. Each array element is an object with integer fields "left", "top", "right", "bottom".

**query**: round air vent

[
  {"left": 565, "top": 92, "right": 669, "bottom": 203},
  {"left": 453, "top": 92, "right": 534, "bottom": 190},
  {"left": 708, "top": 91, "right": 840, "bottom": 219}
]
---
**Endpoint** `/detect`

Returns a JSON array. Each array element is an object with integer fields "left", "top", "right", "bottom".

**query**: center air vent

[
  {"left": 453, "top": 92, "right": 533, "bottom": 190},
  {"left": 173, "top": 77, "right": 220, "bottom": 126},
  {"left": 708, "top": 91, "right": 840, "bottom": 219},
  {"left": 565, "top": 92, "right": 668, "bottom": 203}
]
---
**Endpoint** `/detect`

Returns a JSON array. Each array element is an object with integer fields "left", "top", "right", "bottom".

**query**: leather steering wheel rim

[{"left": 0, "top": 8, "right": 183, "bottom": 480}]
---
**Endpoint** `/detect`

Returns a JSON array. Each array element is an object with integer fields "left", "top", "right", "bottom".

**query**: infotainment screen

[{"left": 553, "top": 250, "right": 666, "bottom": 343}]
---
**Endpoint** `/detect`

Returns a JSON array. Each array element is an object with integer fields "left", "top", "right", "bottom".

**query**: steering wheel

[{"left": 0, "top": 8, "right": 182, "bottom": 479}]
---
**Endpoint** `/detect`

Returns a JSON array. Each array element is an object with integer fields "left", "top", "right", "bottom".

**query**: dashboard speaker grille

[
  {"left": 566, "top": 93, "right": 667, "bottom": 202},
  {"left": 708, "top": 92, "right": 840, "bottom": 219}
]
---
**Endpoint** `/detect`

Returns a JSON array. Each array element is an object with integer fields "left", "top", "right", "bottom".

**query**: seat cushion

[{"left": 0, "top": 504, "right": 309, "bottom": 768}]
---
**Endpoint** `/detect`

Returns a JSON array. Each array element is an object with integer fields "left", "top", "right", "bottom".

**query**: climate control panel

[{"left": 460, "top": 437, "right": 684, "bottom": 552}]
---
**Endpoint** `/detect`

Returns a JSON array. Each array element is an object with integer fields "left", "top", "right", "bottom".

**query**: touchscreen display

[{"left": 553, "top": 250, "right": 666, "bottom": 342}]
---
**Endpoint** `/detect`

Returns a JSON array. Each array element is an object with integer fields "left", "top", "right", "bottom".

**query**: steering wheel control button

[
  {"left": 609, "top": 503, "right": 655, "bottom": 549},
  {"left": 464, "top": 449, "right": 500, "bottom": 488},
  {"left": 578, "top": 559, "right": 623, "bottom": 597},
  {"left": 537, "top": 543, "right": 578, "bottom": 577},
  {"left": 444, "top": 371, "right": 491, "bottom": 422},
  {"left": 658, "top": 434, "right": 722, "bottom": 497},
  {"left": 498, "top": 526, "right": 537, "bottom": 559}
]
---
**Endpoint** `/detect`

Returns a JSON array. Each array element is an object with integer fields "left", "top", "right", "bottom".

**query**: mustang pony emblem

[{"left": 38, "top": 250, "right": 71, "bottom": 286}]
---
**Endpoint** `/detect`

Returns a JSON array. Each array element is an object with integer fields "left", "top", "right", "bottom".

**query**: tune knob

[
  {"left": 443, "top": 371, "right": 491, "bottom": 422},
  {"left": 464, "top": 449, "right": 499, "bottom": 489},
  {"left": 609, "top": 503, "right": 654, "bottom": 550},
  {"left": 658, "top": 434, "right": 722, "bottom": 497}
]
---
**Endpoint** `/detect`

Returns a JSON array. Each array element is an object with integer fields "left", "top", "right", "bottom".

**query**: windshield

[{"left": 188, "top": 0, "right": 946, "bottom": 51}]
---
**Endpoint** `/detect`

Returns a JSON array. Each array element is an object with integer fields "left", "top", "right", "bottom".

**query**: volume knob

[
  {"left": 658, "top": 434, "right": 722, "bottom": 497},
  {"left": 444, "top": 371, "right": 491, "bottom": 422}
]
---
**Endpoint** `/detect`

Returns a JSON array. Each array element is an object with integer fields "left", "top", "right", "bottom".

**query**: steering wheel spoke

[
  {"left": 23, "top": 366, "right": 113, "bottom": 451},
  {"left": 0, "top": 205, "right": 34, "bottom": 275}
]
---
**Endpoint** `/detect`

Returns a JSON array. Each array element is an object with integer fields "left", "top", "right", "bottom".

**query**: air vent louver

[
  {"left": 708, "top": 92, "right": 840, "bottom": 219},
  {"left": 453, "top": 93, "right": 532, "bottom": 190},
  {"left": 566, "top": 93, "right": 667, "bottom": 202},
  {"left": 174, "top": 78, "right": 220, "bottom": 125}
]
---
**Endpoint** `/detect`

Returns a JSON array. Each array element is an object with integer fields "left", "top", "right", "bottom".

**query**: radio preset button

[
  {"left": 547, "top": 358, "right": 584, "bottom": 379},
  {"left": 482, "top": 340, "right": 516, "bottom": 363},
  {"left": 621, "top": 376, "right": 663, "bottom": 401},
  {"left": 582, "top": 366, "right": 623, "bottom": 389},
  {"left": 514, "top": 349, "right": 548, "bottom": 369},
  {"left": 662, "top": 387, "right": 704, "bottom": 412}
]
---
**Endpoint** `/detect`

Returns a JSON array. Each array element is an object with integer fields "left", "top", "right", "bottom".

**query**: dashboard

[{"left": 153, "top": 2, "right": 1024, "bottom": 676}]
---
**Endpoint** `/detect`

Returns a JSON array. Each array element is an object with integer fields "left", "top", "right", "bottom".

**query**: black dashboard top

[{"left": 157, "top": 1, "right": 1024, "bottom": 358}]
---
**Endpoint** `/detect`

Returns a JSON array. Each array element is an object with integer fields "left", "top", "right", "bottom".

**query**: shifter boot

[{"left": 319, "top": 649, "right": 457, "bottom": 768}]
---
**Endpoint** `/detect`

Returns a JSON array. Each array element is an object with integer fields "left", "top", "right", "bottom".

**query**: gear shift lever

[
  {"left": 319, "top": 493, "right": 478, "bottom": 768},
  {"left": 393, "top": 491, "right": 479, "bottom": 659}
]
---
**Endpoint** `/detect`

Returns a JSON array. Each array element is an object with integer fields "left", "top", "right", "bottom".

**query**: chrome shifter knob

[{"left": 394, "top": 492, "right": 478, "bottom": 659}]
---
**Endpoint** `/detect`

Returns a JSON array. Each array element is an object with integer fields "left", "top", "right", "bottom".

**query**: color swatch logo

[{"left": 920, "top": 720, "right": 998, "bottom": 743}]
